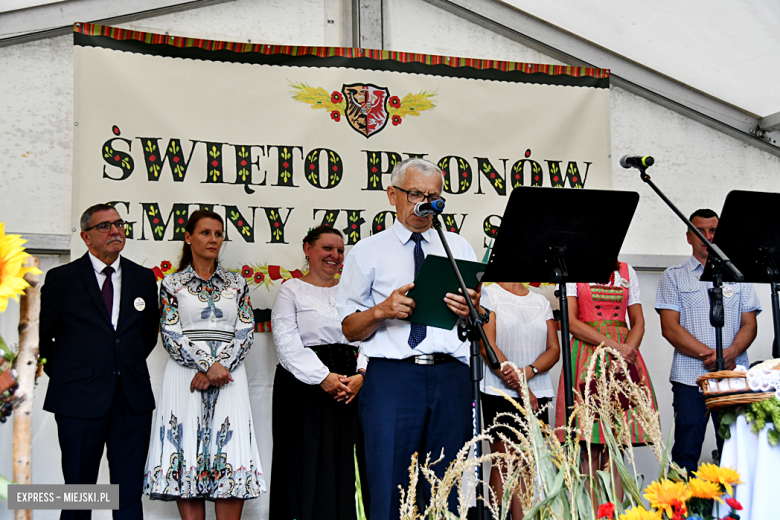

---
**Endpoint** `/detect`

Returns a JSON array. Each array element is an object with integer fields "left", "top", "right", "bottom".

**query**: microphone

[
  {"left": 620, "top": 155, "right": 654, "bottom": 169},
  {"left": 414, "top": 199, "right": 445, "bottom": 217}
]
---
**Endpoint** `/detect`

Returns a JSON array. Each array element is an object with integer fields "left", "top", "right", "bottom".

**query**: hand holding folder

[{"left": 402, "top": 254, "right": 486, "bottom": 330}]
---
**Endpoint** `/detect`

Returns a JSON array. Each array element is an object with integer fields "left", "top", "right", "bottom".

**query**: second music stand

[
  {"left": 702, "top": 190, "right": 780, "bottom": 359},
  {"left": 482, "top": 186, "right": 639, "bottom": 425}
]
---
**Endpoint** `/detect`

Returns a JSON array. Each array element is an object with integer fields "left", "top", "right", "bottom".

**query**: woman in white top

[
  {"left": 479, "top": 282, "right": 560, "bottom": 520},
  {"left": 269, "top": 226, "right": 368, "bottom": 520}
]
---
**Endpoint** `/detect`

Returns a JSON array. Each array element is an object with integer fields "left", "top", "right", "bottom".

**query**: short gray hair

[
  {"left": 80, "top": 203, "right": 116, "bottom": 231},
  {"left": 390, "top": 158, "right": 443, "bottom": 187}
]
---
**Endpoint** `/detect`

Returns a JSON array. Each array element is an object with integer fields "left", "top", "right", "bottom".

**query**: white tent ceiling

[{"left": 505, "top": 0, "right": 780, "bottom": 118}]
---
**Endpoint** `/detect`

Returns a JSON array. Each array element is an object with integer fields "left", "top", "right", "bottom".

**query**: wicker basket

[
  {"left": 704, "top": 391, "right": 775, "bottom": 411},
  {"left": 696, "top": 370, "right": 750, "bottom": 397}
]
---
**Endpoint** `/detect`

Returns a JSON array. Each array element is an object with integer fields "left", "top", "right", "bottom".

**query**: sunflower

[
  {"left": 0, "top": 223, "right": 41, "bottom": 313},
  {"left": 617, "top": 506, "right": 663, "bottom": 520},
  {"left": 693, "top": 463, "right": 743, "bottom": 495},
  {"left": 688, "top": 477, "right": 725, "bottom": 504},
  {"left": 643, "top": 479, "right": 692, "bottom": 518}
]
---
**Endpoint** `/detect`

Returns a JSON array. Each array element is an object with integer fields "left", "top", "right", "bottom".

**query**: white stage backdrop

[{"left": 70, "top": 23, "right": 611, "bottom": 518}]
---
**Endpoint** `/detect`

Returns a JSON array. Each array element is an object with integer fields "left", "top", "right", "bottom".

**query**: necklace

[{"left": 608, "top": 270, "right": 616, "bottom": 286}]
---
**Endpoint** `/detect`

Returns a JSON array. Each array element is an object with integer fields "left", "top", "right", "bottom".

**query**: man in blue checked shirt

[{"left": 655, "top": 208, "right": 761, "bottom": 475}]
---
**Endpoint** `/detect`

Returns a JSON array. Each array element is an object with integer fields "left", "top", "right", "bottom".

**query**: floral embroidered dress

[{"left": 143, "top": 266, "right": 266, "bottom": 500}]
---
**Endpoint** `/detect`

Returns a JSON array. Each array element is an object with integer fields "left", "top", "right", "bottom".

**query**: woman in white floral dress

[{"left": 143, "top": 210, "right": 266, "bottom": 520}]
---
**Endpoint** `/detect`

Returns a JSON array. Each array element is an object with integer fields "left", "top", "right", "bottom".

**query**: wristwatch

[{"left": 528, "top": 364, "right": 539, "bottom": 375}]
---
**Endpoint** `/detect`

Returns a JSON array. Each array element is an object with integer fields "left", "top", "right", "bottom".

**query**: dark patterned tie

[
  {"left": 408, "top": 233, "right": 427, "bottom": 348},
  {"left": 102, "top": 265, "right": 114, "bottom": 317}
]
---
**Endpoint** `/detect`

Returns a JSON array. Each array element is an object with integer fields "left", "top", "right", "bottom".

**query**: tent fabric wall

[{"left": 1, "top": 1, "right": 779, "bottom": 519}]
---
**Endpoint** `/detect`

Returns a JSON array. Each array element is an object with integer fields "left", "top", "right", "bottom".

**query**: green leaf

[
  {"left": 354, "top": 446, "right": 367, "bottom": 520},
  {"left": 601, "top": 425, "right": 643, "bottom": 506},
  {"left": 659, "top": 421, "right": 676, "bottom": 481},
  {"left": 0, "top": 473, "right": 14, "bottom": 499},
  {"left": 720, "top": 411, "right": 737, "bottom": 426},
  {"left": 0, "top": 334, "right": 11, "bottom": 361},
  {"left": 769, "top": 428, "right": 780, "bottom": 446}
]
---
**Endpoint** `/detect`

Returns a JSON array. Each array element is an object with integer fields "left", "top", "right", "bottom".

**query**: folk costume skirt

[
  {"left": 554, "top": 320, "right": 658, "bottom": 445},
  {"left": 269, "top": 344, "right": 368, "bottom": 520}
]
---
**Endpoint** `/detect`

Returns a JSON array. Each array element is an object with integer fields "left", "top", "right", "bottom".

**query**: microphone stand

[
  {"left": 430, "top": 213, "right": 499, "bottom": 520},
  {"left": 635, "top": 166, "right": 743, "bottom": 371}
]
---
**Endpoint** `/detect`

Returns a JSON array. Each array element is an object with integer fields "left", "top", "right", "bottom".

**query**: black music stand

[
  {"left": 702, "top": 190, "right": 780, "bottom": 358},
  {"left": 482, "top": 186, "right": 640, "bottom": 426}
]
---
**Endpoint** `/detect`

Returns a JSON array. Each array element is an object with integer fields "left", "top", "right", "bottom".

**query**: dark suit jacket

[{"left": 40, "top": 253, "right": 159, "bottom": 418}]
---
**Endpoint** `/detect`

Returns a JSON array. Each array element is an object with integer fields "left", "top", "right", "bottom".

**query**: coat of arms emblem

[
  {"left": 291, "top": 82, "right": 436, "bottom": 138},
  {"left": 342, "top": 84, "right": 389, "bottom": 137}
]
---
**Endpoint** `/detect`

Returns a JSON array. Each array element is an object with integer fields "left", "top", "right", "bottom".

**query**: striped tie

[{"left": 408, "top": 233, "right": 427, "bottom": 348}]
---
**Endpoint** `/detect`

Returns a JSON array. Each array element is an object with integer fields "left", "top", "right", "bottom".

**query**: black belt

[
  {"left": 399, "top": 354, "right": 456, "bottom": 366},
  {"left": 307, "top": 343, "right": 358, "bottom": 374}
]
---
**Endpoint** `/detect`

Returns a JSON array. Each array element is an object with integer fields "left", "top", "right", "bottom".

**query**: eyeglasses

[
  {"left": 84, "top": 220, "right": 127, "bottom": 233},
  {"left": 392, "top": 186, "right": 446, "bottom": 204}
]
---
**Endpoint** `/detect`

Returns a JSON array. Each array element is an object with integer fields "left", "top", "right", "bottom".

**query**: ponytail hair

[{"left": 178, "top": 209, "right": 224, "bottom": 272}]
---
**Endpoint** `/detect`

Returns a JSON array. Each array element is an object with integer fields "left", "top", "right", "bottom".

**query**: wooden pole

[{"left": 14, "top": 256, "right": 40, "bottom": 520}]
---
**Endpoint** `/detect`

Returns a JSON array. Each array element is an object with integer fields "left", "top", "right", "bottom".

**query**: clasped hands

[
  {"left": 700, "top": 347, "right": 738, "bottom": 371},
  {"left": 495, "top": 365, "right": 540, "bottom": 411},
  {"left": 321, "top": 372, "right": 363, "bottom": 404},
  {"left": 373, "top": 282, "right": 481, "bottom": 321},
  {"left": 611, "top": 343, "right": 639, "bottom": 364},
  {"left": 190, "top": 362, "right": 233, "bottom": 392}
]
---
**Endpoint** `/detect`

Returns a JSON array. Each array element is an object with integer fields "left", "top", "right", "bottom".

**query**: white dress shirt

[
  {"left": 88, "top": 252, "right": 122, "bottom": 330},
  {"left": 271, "top": 278, "right": 366, "bottom": 385},
  {"left": 336, "top": 220, "right": 477, "bottom": 363}
]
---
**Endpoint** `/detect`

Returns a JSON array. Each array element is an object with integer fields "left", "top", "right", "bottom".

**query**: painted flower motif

[
  {"left": 152, "top": 266, "right": 164, "bottom": 281},
  {"left": 617, "top": 506, "right": 663, "bottom": 520},
  {"left": 330, "top": 111, "right": 341, "bottom": 122},
  {"left": 0, "top": 223, "right": 42, "bottom": 312},
  {"left": 693, "top": 463, "right": 743, "bottom": 496},
  {"left": 725, "top": 497, "right": 742, "bottom": 511},
  {"left": 389, "top": 95, "right": 401, "bottom": 108},
  {"left": 392, "top": 115, "right": 402, "bottom": 126},
  {"left": 331, "top": 91, "right": 343, "bottom": 104},
  {"left": 643, "top": 480, "right": 692, "bottom": 518},
  {"left": 160, "top": 260, "right": 172, "bottom": 271},
  {"left": 688, "top": 478, "right": 725, "bottom": 503},
  {"left": 597, "top": 502, "right": 615, "bottom": 518},
  {"left": 253, "top": 272, "right": 264, "bottom": 284},
  {"left": 241, "top": 265, "right": 253, "bottom": 278}
]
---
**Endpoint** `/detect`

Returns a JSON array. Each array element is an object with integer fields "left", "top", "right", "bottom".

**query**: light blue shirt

[
  {"left": 655, "top": 255, "right": 761, "bottom": 386},
  {"left": 336, "top": 220, "right": 477, "bottom": 363}
]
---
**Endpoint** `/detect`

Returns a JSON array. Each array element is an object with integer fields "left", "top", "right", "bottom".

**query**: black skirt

[
  {"left": 269, "top": 344, "right": 369, "bottom": 520},
  {"left": 481, "top": 391, "right": 551, "bottom": 443}
]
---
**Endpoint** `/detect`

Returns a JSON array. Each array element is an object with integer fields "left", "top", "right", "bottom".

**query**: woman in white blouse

[
  {"left": 479, "top": 282, "right": 560, "bottom": 520},
  {"left": 269, "top": 226, "right": 367, "bottom": 520},
  {"left": 143, "top": 210, "right": 266, "bottom": 519}
]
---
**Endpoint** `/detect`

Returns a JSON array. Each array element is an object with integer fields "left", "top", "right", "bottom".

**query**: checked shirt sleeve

[{"left": 655, "top": 268, "right": 681, "bottom": 313}]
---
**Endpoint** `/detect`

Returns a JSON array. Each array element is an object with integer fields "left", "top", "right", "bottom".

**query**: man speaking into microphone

[{"left": 337, "top": 158, "right": 481, "bottom": 520}]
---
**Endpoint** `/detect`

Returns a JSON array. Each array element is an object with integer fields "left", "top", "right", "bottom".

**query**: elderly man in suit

[{"left": 40, "top": 203, "right": 159, "bottom": 520}]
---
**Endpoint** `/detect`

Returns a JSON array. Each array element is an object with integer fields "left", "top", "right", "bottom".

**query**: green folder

[{"left": 402, "top": 254, "right": 486, "bottom": 330}]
